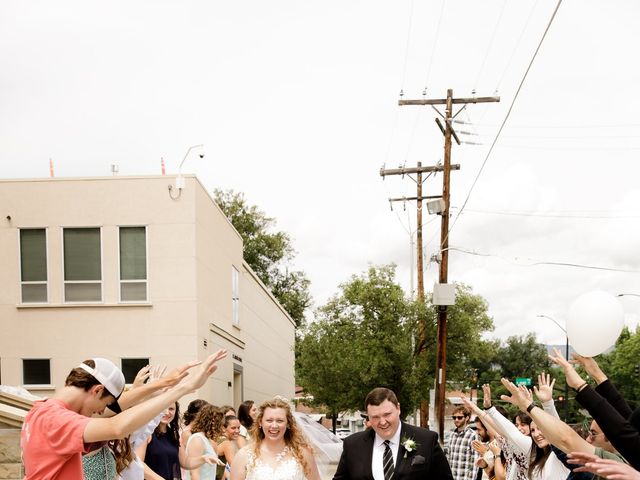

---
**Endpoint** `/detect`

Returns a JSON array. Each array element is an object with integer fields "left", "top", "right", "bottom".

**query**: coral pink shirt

[{"left": 21, "top": 398, "right": 92, "bottom": 480}]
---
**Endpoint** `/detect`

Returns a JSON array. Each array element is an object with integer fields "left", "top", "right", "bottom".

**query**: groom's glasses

[{"left": 451, "top": 415, "right": 465, "bottom": 420}]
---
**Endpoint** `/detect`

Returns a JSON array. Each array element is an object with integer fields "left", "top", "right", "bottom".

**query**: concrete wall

[
  {"left": 0, "top": 429, "right": 21, "bottom": 480},
  {"left": 239, "top": 265, "right": 296, "bottom": 402}
]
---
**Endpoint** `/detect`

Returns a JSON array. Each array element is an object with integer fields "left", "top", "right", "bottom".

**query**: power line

[
  {"left": 457, "top": 122, "right": 640, "bottom": 129},
  {"left": 448, "top": 0, "right": 564, "bottom": 238},
  {"left": 495, "top": 0, "right": 541, "bottom": 93},
  {"left": 461, "top": 209, "right": 640, "bottom": 219},
  {"left": 448, "top": 247, "right": 640, "bottom": 273},
  {"left": 481, "top": 134, "right": 640, "bottom": 140},
  {"left": 422, "top": 0, "right": 446, "bottom": 90},
  {"left": 473, "top": 0, "right": 508, "bottom": 91},
  {"left": 494, "top": 143, "right": 640, "bottom": 151},
  {"left": 400, "top": 0, "right": 415, "bottom": 91}
]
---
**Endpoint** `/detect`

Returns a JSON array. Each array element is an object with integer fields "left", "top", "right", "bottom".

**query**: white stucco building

[{"left": 0, "top": 175, "right": 296, "bottom": 406}]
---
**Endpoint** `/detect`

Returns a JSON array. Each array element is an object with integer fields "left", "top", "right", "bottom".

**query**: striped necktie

[{"left": 383, "top": 440, "right": 394, "bottom": 480}]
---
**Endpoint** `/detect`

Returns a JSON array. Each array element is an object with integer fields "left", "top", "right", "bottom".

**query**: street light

[
  {"left": 617, "top": 293, "right": 640, "bottom": 298},
  {"left": 537, "top": 314, "right": 569, "bottom": 421},
  {"left": 175, "top": 144, "right": 205, "bottom": 190}
]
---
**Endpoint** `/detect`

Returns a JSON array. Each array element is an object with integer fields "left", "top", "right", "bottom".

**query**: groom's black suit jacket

[{"left": 333, "top": 422, "right": 453, "bottom": 480}]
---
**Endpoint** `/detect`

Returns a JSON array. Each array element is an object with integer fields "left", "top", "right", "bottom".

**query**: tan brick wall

[{"left": 0, "top": 429, "right": 21, "bottom": 480}]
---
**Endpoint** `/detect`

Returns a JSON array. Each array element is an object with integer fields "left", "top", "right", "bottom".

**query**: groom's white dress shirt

[{"left": 372, "top": 425, "right": 402, "bottom": 480}]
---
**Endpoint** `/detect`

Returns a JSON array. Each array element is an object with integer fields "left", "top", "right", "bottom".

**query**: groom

[{"left": 334, "top": 388, "right": 453, "bottom": 480}]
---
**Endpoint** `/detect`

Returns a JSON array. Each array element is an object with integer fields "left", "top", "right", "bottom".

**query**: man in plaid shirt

[{"left": 445, "top": 406, "right": 479, "bottom": 480}]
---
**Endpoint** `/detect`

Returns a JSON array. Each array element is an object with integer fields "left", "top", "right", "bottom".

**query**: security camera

[{"left": 199, "top": 153, "right": 205, "bottom": 159}]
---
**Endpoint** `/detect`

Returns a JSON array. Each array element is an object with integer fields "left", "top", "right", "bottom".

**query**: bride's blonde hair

[{"left": 250, "top": 396, "right": 312, "bottom": 476}]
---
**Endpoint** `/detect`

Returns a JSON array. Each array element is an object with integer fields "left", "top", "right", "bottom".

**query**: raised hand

[
  {"left": 472, "top": 440, "right": 488, "bottom": 455},
  {"left": 499, "top": 378, "right": 532, "bottom": 411},
  {"left": 549, "top": 347, "right": 586, "bottom": 390},
  {"left": 482, "top": 384, "right": 492, "bottom": 409},
  {"left": 183, "top": 349, "right": 228, "bottom": 392},
  {"left": 150, "top": 365, "right": 167, "bottom": 383},
  {"left": 567, "top": 452, "right": 600, "bottom": 466},
  {"left": 158, "top": 360, "right": 202, "bottom": 390},
  {"left": 132, "top": 364, "right": 151, "bottom": 388},
  {"left": 488, "top": 440, "right": 501, "bottom": 456},
  {"left": 569, "top": 453, "right": 640, "bottom": 480},
  {"left": 459, "top": 392, "right": 479, "bottom": 414},
  {"left": 534, "top": 372, "right": 556, "bottom": 403},
  {"left": 571, "top": 354, "right": 608, "bottom": 385}
]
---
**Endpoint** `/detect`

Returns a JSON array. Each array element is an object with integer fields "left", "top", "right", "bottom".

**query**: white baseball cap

[{"left": 78, "top": 358, "right": 126, "bottom": 413}]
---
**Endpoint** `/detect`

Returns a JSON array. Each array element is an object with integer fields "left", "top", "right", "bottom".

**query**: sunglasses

[{"left": 451, "top": 415, "right": 466, "bottom": 420}]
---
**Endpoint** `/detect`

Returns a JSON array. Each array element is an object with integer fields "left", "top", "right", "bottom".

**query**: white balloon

[{"left": 567, "top": 291, "right": 625, "bottom": 357}]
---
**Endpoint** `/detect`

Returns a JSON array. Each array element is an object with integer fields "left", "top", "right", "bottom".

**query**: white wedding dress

[{"left": 245, "top": 447, "right": 306, "bottom": 480}]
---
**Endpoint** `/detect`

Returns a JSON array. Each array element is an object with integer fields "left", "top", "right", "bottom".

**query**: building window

[
  {"left": 23, "top": 359, "right": 51, "bottom": 385},
  {"left": 119, "top": 227, "right": 147, "bottom": 302},
  {"left": 121, "top": 358, "right": 149, "bottom": 384},
  {"left": 19, "top": 228, "right": 48, "bottom": 303},
  {"left": 63, "top": 227, "right": 102, "bottom": 302},
  {"left": 232, "top": 266, "right": 240, "bottom": 326}
]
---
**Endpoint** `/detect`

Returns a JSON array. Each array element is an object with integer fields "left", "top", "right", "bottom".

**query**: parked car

[{"left": 335, "top": 428, "right": 352, "bottom": 439}]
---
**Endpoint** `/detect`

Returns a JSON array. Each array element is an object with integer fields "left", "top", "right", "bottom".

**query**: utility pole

[
  {"left": 380, "top": 162, "right": 460, "bottom": 427},
  {"left": 381, "top": 163, "right": 459, "bottom": 303},
  {"left": 399, "top": 89, "right": 499, "bottom": 440}
]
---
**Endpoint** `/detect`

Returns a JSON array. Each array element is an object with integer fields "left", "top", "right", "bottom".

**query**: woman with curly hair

[
  {"left": 185, "top": 404, "right": 225, "bottom": 480},
  {"left": 181, "top": 399, "right": 211, "bottom": 451},
  {"left": 230, "top": 397, "right": 320, "bottom": 480}
]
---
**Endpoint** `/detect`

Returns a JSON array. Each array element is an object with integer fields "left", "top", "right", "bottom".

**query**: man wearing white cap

[{"left": 21, "top": 350, "right": 227, "bottom": 480}]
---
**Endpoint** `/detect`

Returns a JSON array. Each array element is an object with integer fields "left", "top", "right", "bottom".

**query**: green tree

[
  {"left": 496, "top": 333, "right": 550, "bottom": 380},
  {"left": 297, "top": 265, "right": 420, "bottom": 425},
  {"left": 478, "top": 333, "right": 551, "bottom": 417},
  {"left": 297, "top": 266, "right": 496, "bottom": 423},
  {"left": 214, "top": 189, "right": 311, "bottom": 327}
]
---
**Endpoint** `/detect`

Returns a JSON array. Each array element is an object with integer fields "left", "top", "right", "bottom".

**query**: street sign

[{"left": 515, "top": 377, "right": 532, "bottom": 387}]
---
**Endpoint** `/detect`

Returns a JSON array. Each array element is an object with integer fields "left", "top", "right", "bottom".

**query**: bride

[{"left": 230, "top": 397, "right": 321, "bottom": 480}]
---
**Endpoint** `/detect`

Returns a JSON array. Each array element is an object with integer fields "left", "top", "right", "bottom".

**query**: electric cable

[
  {"left": 495, "top": 0, "right": 541, "bottom": 94},
  {"left": 447, "top": 247, "right": 640, "bottom": 273},
  {"left": 473, "top": 0, "right": 508, "bottom": 91},
  {"left": 422, "top": 0, "right": 446, "bottom": 90},
  {"left": 446, "top": 0, "right": 565, "bottom": 242}
]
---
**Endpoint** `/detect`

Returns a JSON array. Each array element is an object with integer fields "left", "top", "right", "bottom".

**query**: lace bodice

[{"left": 246, "top": 447, "right": 305, "bottom": 480}]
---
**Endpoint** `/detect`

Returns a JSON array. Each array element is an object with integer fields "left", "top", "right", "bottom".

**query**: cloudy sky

[{"left": 1, "top": 0, "right": 638, "bottom": 346}]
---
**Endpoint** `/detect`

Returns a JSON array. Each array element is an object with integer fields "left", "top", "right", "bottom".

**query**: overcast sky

[{"left": 1, "top": 0, "right": 639, "bottom": 346}]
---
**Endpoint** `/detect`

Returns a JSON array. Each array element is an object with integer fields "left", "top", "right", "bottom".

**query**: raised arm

[
  {"left": 571, "top": 354, "right": 633, "bottom": 418},
  {"left": 500, "top": 377, "right": 594, "bottom": 455},
  {"left": 83, "top": 350, "right": 227, "bottom": 443},
  {"left": 533, "top": 372, "right": 560, "bottom": 419},
  {"left": 484, "top": 386, "right": 532, "bottom": 455},
  {"left": 569, "top": 453, "right": 640, "bottom": 480},
  {"left": 572, "top": 354, "right": 607, "bottom": 385},
  {"left": 460, "top": 390, "right": 502, "bottom": 441},
  {"left": 115, "top": 361, "right": 200, "bottom": 411},
  {"left": 550, "top": 349, "right": 640, "bottom": 470}
]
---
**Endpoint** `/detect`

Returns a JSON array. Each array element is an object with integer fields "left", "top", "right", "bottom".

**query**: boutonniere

[{"left": 401, "top": 436, "right": 419, "bottom": 458}]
